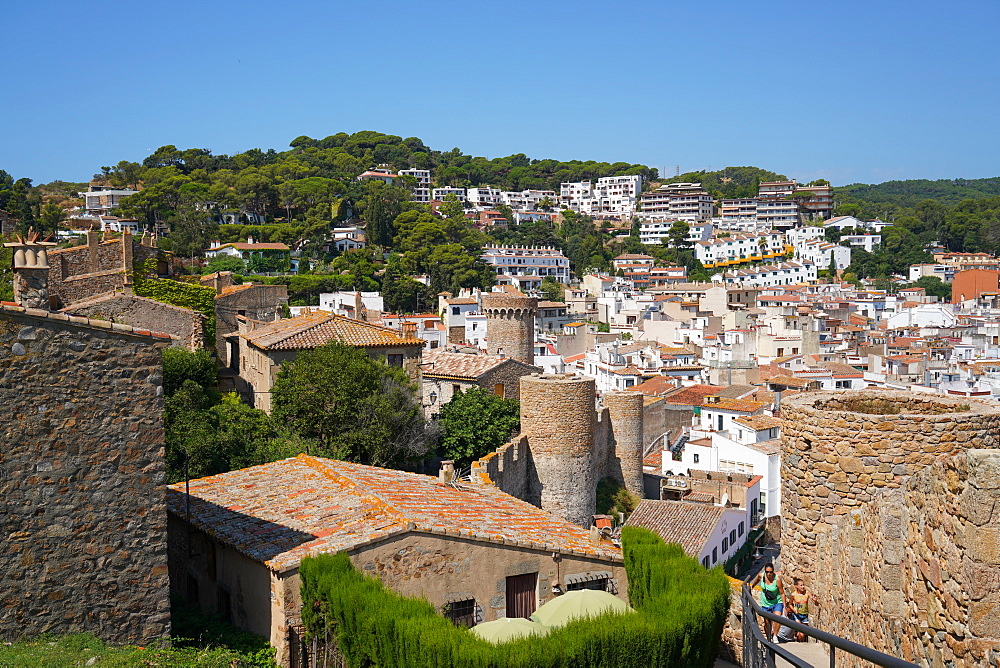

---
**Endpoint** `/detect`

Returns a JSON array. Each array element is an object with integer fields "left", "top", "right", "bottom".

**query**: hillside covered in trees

[{"left": 1, "top": 131, "right": 999, "bottom": 290}]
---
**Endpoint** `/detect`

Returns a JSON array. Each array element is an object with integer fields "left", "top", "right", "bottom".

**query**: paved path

[{"left": 775, "top": 640, "right": 829, "bottom": 667}]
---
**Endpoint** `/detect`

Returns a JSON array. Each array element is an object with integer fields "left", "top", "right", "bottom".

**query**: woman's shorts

[{"left": 761, "top": 602, "right": 784, "bottom": 614}]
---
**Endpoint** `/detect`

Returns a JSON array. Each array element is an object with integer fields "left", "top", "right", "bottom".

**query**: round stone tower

[
  {"left": 481, "top": 292, "right": 537, "bottom": 366},
  {"left": 781, "top": 390, "right": 1000, "bottom": 579},
  {"left": 520, "top": 373, "right": 596, "bottom": 527},
  {"left": 603, "top": 392, "right": 645, "bottom": 497}
]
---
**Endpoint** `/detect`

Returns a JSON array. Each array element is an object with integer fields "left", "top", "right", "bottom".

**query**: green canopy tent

[{"left": 530, "top": 590, "right": 634, "bottom": 628}]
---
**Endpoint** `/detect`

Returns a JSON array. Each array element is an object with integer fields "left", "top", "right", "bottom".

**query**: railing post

[{"left": 830, "top": 646, "right": 836, "bottom": 668}]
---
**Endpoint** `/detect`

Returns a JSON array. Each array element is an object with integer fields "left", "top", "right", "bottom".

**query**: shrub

[{"left": 300, "top": 527, "right": 729, "bottom": 668}]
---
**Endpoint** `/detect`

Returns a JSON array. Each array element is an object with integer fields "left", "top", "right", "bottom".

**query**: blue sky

[{"left": 5, "top": 0, "right": 998, "bottom": 186}]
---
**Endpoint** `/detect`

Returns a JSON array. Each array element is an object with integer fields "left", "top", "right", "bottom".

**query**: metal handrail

[{"left": 740, "top": 582, "right": 918, "bottom": 668}]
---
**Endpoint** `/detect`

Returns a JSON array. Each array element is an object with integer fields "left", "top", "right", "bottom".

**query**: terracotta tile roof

[
  {"left": 628, "top": 376, "right": 679, "bottom": 397},
  {"left": 661, "top": 384, "right": 725, "bottom": 406},
  {"left": 746, "top": 439, "right": 781, "bottom": 456},
  {"left": 703, "top": 398, "right": 767, "bottom": 413},
  {"left": 1, "top": 302, "right": 176, "bottom": 341},
  {"left": 682, "top": 491, "right": 716, "bottom": 504},
  {"left": 625, "top": 500, "right": 726, "bottom": 558},
  {"left": 446, "top": 297, "right": 479, "bottom": 305},
  {"left": 422, "top": 350, "right": 535, "bottom": 379},
  {"left": 759, "top": 374, "right": 811, "bottom": 388},
  {"left": 243, "top": 312, "right": 423, "bottom": 350},
  {"left": 218, "top": 284, "right": 254, "bottom": 296},
  {"left": 643, "top": 448, "right": 663, "bottom": 469},
  {"left": 167, "top": 455, "right": 621, "bottom": 572},
  {"left": 734, "top": 415, "right": 782, "bottom": 431}
]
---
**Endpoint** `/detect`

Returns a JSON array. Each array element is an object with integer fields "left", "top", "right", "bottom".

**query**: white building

[
  {"left": 466, "top": 187, "right": 502, "bottom": 209},
  {"left": 397, "top": 168, "right": 431, "bottom": 203},
  {"left": 795, "top": 239, "right": 851, "bottom": 271},
  {"left": 480, "top": 245, "right": 571, "bottom": 284},
  {"left": 719, "top": 199, "right": 759, "bottom": 225},
  {"left": 318, "top": 291, "right": 384, "bottom": 320},
  {"left": 83, "top": 186, "right": 138, "bottom": 215},
  {"left": 694, "top": 232, "right": 786, "bottom": 268},
  {"left": 432, "top": 187, "right": 467, "bottom": 203},
  {"left": 842, "top": 234, "right": 881, "bottom": 253},
  {"left": 560, "top": 175, "right": 643, "bottom": 216},
  {"left": 785, "top": 226, "right": 825, "bottom": 247},
  {"left": 713, "top": 261, "right": 818, "bottom": 288},
  {"left": 756, "top": 199, "right": 799, "bottom": 230},
  {"left": 500, "top": 189, "right": 557, "bottom": 211}
]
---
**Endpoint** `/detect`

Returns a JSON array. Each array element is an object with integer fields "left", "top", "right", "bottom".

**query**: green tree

[
  {"left": 665, "top": 221, "right": 692, "bottom": 248},
  {"left": 539, "top": 276, "right": 564, "bottom": 302},
  {"left": 162, "top": 347, "right": 217, "bottom": 397},
  {"left": 204, "top": 255, "right": 247, "bottom": 274},
  {"left": 914, "top": 276, "right": 952, "bottom": 301},
  {"left": 438, "top": 387, "right": 520, "bottom": 466},
  {"left": 271, "top": 342, "right": 430, "bottom": 466},
  {"left": 37, "top": 201, "right": 67, "bottom": 236},
  {"left": 359, "top": 180, "right": 407, "bottom": 246}
]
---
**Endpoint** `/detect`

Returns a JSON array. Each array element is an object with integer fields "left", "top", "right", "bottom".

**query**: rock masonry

[
  {"left": 780, "top": 391, "right": 1000, "bottom": 666},
  {"left": 0, "top": 305, "right": 172, "bottom": 645},
  {"left": 481, "top": 293, "right": 537, "bottom": 366}
]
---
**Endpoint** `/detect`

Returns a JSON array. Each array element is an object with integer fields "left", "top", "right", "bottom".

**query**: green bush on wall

[
  {"left": 133, "top": 259, "right": 217, "bottom": 341},
  {"left": 299, "top": 526, "right": 729, "bottom": 668}
]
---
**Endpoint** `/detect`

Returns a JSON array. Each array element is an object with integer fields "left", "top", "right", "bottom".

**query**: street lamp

[{"left": 429, "top": 390, "right": 438, "bottom": 404}]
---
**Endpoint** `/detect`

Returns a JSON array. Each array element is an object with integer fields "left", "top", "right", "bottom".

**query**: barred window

[{"left": 444, "top": 599, "right": 477, "bottom": 628}]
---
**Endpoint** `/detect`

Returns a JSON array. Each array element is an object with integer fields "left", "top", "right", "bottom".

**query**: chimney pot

[{"left": 439, "top": 460, "right": 455, "bottom": 484}]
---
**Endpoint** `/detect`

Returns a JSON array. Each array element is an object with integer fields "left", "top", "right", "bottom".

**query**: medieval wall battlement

[{"left": 481, "top": 293, "right": 536, "bottom": 366}]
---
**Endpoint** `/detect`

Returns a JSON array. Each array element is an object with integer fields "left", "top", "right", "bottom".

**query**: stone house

[
  {"left": 203, "top": 272, "right": 288, "bottom": 367},
  {"left": 0, "top": 301, "right": 173, "bottom": 645},
  {"left": 420, "top": 348, "right": 540, "bottom": 418},
  {"left": 167, "top": 455, "right": 625, "bottom": 668},
  {"left": 235, "top": 311, "right": 424, "bottom": 412}
]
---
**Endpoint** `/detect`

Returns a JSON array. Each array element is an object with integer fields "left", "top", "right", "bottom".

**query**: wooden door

[{"left": 505, "top": 573, "right": 537, "bottom": 618}]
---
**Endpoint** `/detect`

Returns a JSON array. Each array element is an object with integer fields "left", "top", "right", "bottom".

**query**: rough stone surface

[
  {"left": 66, "top": 292, "right": 204, "bottom": 350},
  {"left": 481, "top": 293, "right": 536, "bottom": 366},
  {"left": 806, "top": 452, "right": 1000, "bottom": 666},
  {"left": 0, "top": 309, "right": 170, "bottom": 644},
  {"left": 473, "top": 374, "right": 644, "bottom": 529},
  {"left": 780, "top": 391, "right": 1000, "bottom": 581}
]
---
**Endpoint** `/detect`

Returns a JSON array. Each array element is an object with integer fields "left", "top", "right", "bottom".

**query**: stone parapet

[
  {"left": 0, "top": 306, "right": 171, "bottom": 645},
  {"left": 780, "top": 390, "right": 1000, "bottom": 581}
]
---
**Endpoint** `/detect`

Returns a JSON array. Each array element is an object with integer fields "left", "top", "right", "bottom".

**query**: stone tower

[
  {"left": 520, "top": 374, "right": 596, "bottom": 526},
  {"left": 780, "top": 390, "right": 1000, "bottom": 580},
  {"left": 603, "top": 392, "right": 645, "bottom": 497},
  {"left": 482, "top": 292, "right": 537, "bottom": 366}
]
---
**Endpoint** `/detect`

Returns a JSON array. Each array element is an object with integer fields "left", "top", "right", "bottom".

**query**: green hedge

[
  {"left": 133, "top": 260, "right": 217, "bottom": 341},
  {"left": 299, "top": 527, "right": 729, "bottom": 668}
]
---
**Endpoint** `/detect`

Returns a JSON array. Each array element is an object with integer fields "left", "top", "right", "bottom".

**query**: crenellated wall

[{"left": 481, "top": 293, "right": 537, "bottom": 366}]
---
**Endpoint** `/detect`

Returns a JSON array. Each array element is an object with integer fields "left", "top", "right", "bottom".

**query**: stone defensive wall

[
  {"left": 780, "top": 390, "right": 1000, "bottom": 580},
  {"left": 0, "top": 304, "right": 173, "bottom": 645},
  {"left": 473, "top": 373, "right": 645, "bottom": 527},
  {"left": 810, "top": 450, "right": 1000, "bottom": 667},
  {"left": 470, "top": 435, "right": 532, "bottom": 501}
]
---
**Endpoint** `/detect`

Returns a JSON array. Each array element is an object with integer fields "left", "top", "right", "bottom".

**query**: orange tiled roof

[
  {"left": 661, "top": 384, "right": 725, "bottom": 406},
  {"left": 704, "top": 398, "right": 767, "bottom": 413},
  {"left": 733, "top": 415, "right": 782, "bottom": 431},
  {"left": 422, "top": 349, "right": 536, "bottom": 379},
  {"left": 166, "top": 455, "right": 621, "bottom": 572},
  {"left": 625, "top": 500, "right": 726, "bottom": 558},
  {"left": 243, "top": 312, "right": 423, "bottom": 350}
]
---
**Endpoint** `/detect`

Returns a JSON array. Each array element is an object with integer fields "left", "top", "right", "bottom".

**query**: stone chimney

[
  {"left": 5, "top": 236, "right": 57, "bottom": 309},
  {"left": 438, "top": 460, "right": 455, "bottom": 484}
]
